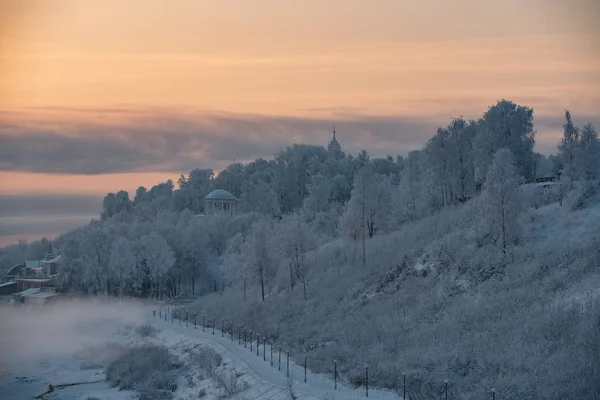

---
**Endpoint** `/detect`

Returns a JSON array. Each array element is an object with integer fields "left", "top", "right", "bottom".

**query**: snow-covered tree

[
  {"left": 240, "top": 179, "right": 281, "bottom": 216},
  {"left": 577, "top": 122, "right": 599, "bottom": 181},
  {"left": 480, "top": 148, "right": 524, "bottom": 254},
  {"left": 303, "top": 174, "right": 334, "bottom": 215},
  {"left": 448, "top": 118, "right": 477, "bottom": 201},
  {"left": 392, "top": 150, "right": 426, "bottom": 224},
  {"left": 340, "top": 166, "right": 391, "bottom": 264},
  {"left": 79, "top": 227, "right": 112, "bottom": 295},
  {"left": 276, "top": 213, "right": 315, "bottom": 298},
  {"left": 57, "top": 237, "right": 84, "bottom": 292},
  {"left": 108, "top": 236, "right": 135, "bottom": 300},
  {"left": 178, "top": 216, "right": 208, "bottom": 298},
  {"left": 558, "top": 110, "right": 581, "bottom": 189},
  {"left": 242, "top": 219, "right": 276, "bottom": 301},
  {"left": 137, "top": 232, "right": 175, "bottom": 299},
  {"left": 174, "top": 168, "right": 215, "bottom": 212},
  {"left": 474, "top": 100, "right": 535, "bottom": 186}
]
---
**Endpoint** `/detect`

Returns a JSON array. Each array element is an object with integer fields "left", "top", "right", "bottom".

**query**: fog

[{"left": 0, "top": 299, "right": 150, "bottom": 372}]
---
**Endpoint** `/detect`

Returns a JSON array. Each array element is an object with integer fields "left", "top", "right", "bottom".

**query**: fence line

[{"left": 154, "top": 304, "right": 499, "bottom": 400}]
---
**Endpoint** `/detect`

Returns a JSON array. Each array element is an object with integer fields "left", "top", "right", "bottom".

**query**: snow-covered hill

[{"left": 192, "top": 193, "right": 600, "bottom": 400}]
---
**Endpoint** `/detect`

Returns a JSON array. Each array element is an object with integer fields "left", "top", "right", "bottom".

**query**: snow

[
  {"left": 0, "top": 301, "right": 402, "bottom": 400},
  {"left": 149, "top": 306, "right": 401, "bottom": 400}
]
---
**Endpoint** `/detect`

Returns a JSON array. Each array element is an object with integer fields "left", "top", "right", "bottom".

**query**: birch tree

[
  {"left": 137, "top": 232, "right": 175, "bottom": 299},
  {"left": 558, "top": 110, "right": 580, "bottom": 189},
  {"left": 340, "top": 167, "right": 391, "bottom": 265},
  {"left": 79, "top": 227, "right": 112, "bottom": 295},
  {"left": 474, "top": 100, "right": 535, "bottom": 187},
  {"left": 243, "top": 219, "right": 276, "bottom": 302},
  {"left": 108, "top": 236, "right": 135, "bottom": 300},
  {"left": 480, "top": 148, "right": 523, "bottom": 254},
  {"left": 277, "top": 213, "right": 314, "bottom": 299},
  {"left": 577, "top": 122, "right": 599, "bottom": 181}
]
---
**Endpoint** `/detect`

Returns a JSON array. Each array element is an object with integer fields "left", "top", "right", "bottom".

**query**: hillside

[{"left": 190, "top": 191, "right": 600, "bottom": 400}]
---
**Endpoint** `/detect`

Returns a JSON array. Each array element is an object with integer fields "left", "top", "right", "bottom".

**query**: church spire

[{"left": 327, "top": 125, "right": 341, "bottom": 156}]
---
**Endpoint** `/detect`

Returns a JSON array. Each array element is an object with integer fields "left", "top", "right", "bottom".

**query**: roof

[
  {"left": 15, "top": 278, "right": 51, "bottom": 283},
  {"left": 42, "top": 255, "right": 61, "bottom": 264},
  {"left": 204, "top": 189, "right": 237, "bottom": 201},
  {"left": 24, "top": 291, "right": 61, "bottom": 299},
  {"left": 16, "top": 288, "right": 41, "bottom": 296},
  {"left": 6, "top": 264, "right": 25, "bottom": 276},
  {"left": 25, "top": 261, "right": 41, "bottom": 268},
  {"left": 0, "top": 281, "right": 17, "bottom": 288},
  {"left": 328, "top": 127, "right": 341, "bottom": 153}
]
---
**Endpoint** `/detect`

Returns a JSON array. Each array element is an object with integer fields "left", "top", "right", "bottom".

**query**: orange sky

[{"left": 0, "top": 0, "right": 599, "bottom": 245}]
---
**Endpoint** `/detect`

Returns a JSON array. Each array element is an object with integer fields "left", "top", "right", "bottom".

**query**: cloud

[
  {"left": 0, "top": 107, "right": 598, "bottom": 177},
  {"left": 0, "top": 193, "right": 101, "bottom": 218},
  {"left": 0, "top": 215, "right": 93, "bottom": 237},
  {"left": 0, "top": 193, "right": 99, "bottom": 245},
  {"left": 0, "top": 108, "right": 443, "bottom": 175}
]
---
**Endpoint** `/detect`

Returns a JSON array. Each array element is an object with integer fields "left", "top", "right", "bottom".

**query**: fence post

[
  {"left": 212, "top": 317, "right": 215, "bottom": 335},
  {"left": 287, "top": 351, "right": 289, "bottom": 378},
  {"left": 444, "top": 379, "right": 448, "bottom": 400},
  {"left": 334, "top": 360, "right": 337, "bottom": 390},
  {"left": 171, "top": 311, "right": 173, "bottom": 324},
  {"left": 263, "top": 337, "right": 266, "bottom": 361},
  {"left": 194, "top": 314, "right": 197, "bottom": 329},
  {"left": 186, "top": 311, "right": 189, "bottom": 327},
  {"left": 491, "top": 388, "right": 496, "bottom": 400},
  {"left": 244, "top": 328, "right": 247, "bottom": 348},
  {"left": 250, "top": 331, "right": 253, "bottom": 352},
  {"left": 203, "top": 316, "right": 205, "bottom": 332},
  {"left": 159, "top": 308, "right": 161, "bottom": 318},
  {"left": 365, "top": 365, "right": 368, "bottom": 398},
  {"left": 270, "top": 342, "right": 273, "bottom": 366},
  {"left": 279, "top": 347, "right": 281, "bottom": 371},
  {"left": 304, "top": 356, "right": 307, "bottom": 383},
  {"left": 403, "top": 372, "right": 406, "bottom": 400},
  {"left": 257, "top": 334, "right": 260, "bottom": 356}
]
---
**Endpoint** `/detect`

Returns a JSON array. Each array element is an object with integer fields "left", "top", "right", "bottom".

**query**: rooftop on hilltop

[{"left": 204, "top": 189, "right": 237, "bottom": 201}]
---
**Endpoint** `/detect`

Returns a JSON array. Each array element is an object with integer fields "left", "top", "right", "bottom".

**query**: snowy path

[{"left": 147, "top": 307, "right": 401, "bottom": 400}]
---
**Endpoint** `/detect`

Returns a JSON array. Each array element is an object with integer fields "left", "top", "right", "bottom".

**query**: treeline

[{"left": 1, "top": 100, "right": 598, "bottom": 299}]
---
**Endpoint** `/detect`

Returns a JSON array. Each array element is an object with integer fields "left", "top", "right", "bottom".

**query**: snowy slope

[{"left": 147, "top": 306, "right": 401, "bottom": 400}]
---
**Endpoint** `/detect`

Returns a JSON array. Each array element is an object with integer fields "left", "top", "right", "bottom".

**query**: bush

[
  {"left": 189, "top": 345, "right": 223, "bottom": 371},
  {"left": 135, "top": 324, "right": 158, "bottom": 338},
  {"left": 212, "top": 367, "right": 249, "bottom": 399},
  {"left": 565, "top": 180, "right": 599, "bottom": 210},
  {"left": 106, "top": 344, "right": 182, "bottom": 400}
]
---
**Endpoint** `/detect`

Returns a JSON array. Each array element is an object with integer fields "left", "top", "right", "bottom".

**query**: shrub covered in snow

[{"left": 106, "top": 344, "right": 183, "bottom": 400}]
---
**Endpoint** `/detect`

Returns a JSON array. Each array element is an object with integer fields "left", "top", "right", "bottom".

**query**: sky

[{"left": 0, "top": 0, "right": 599, "bottom": 247}]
